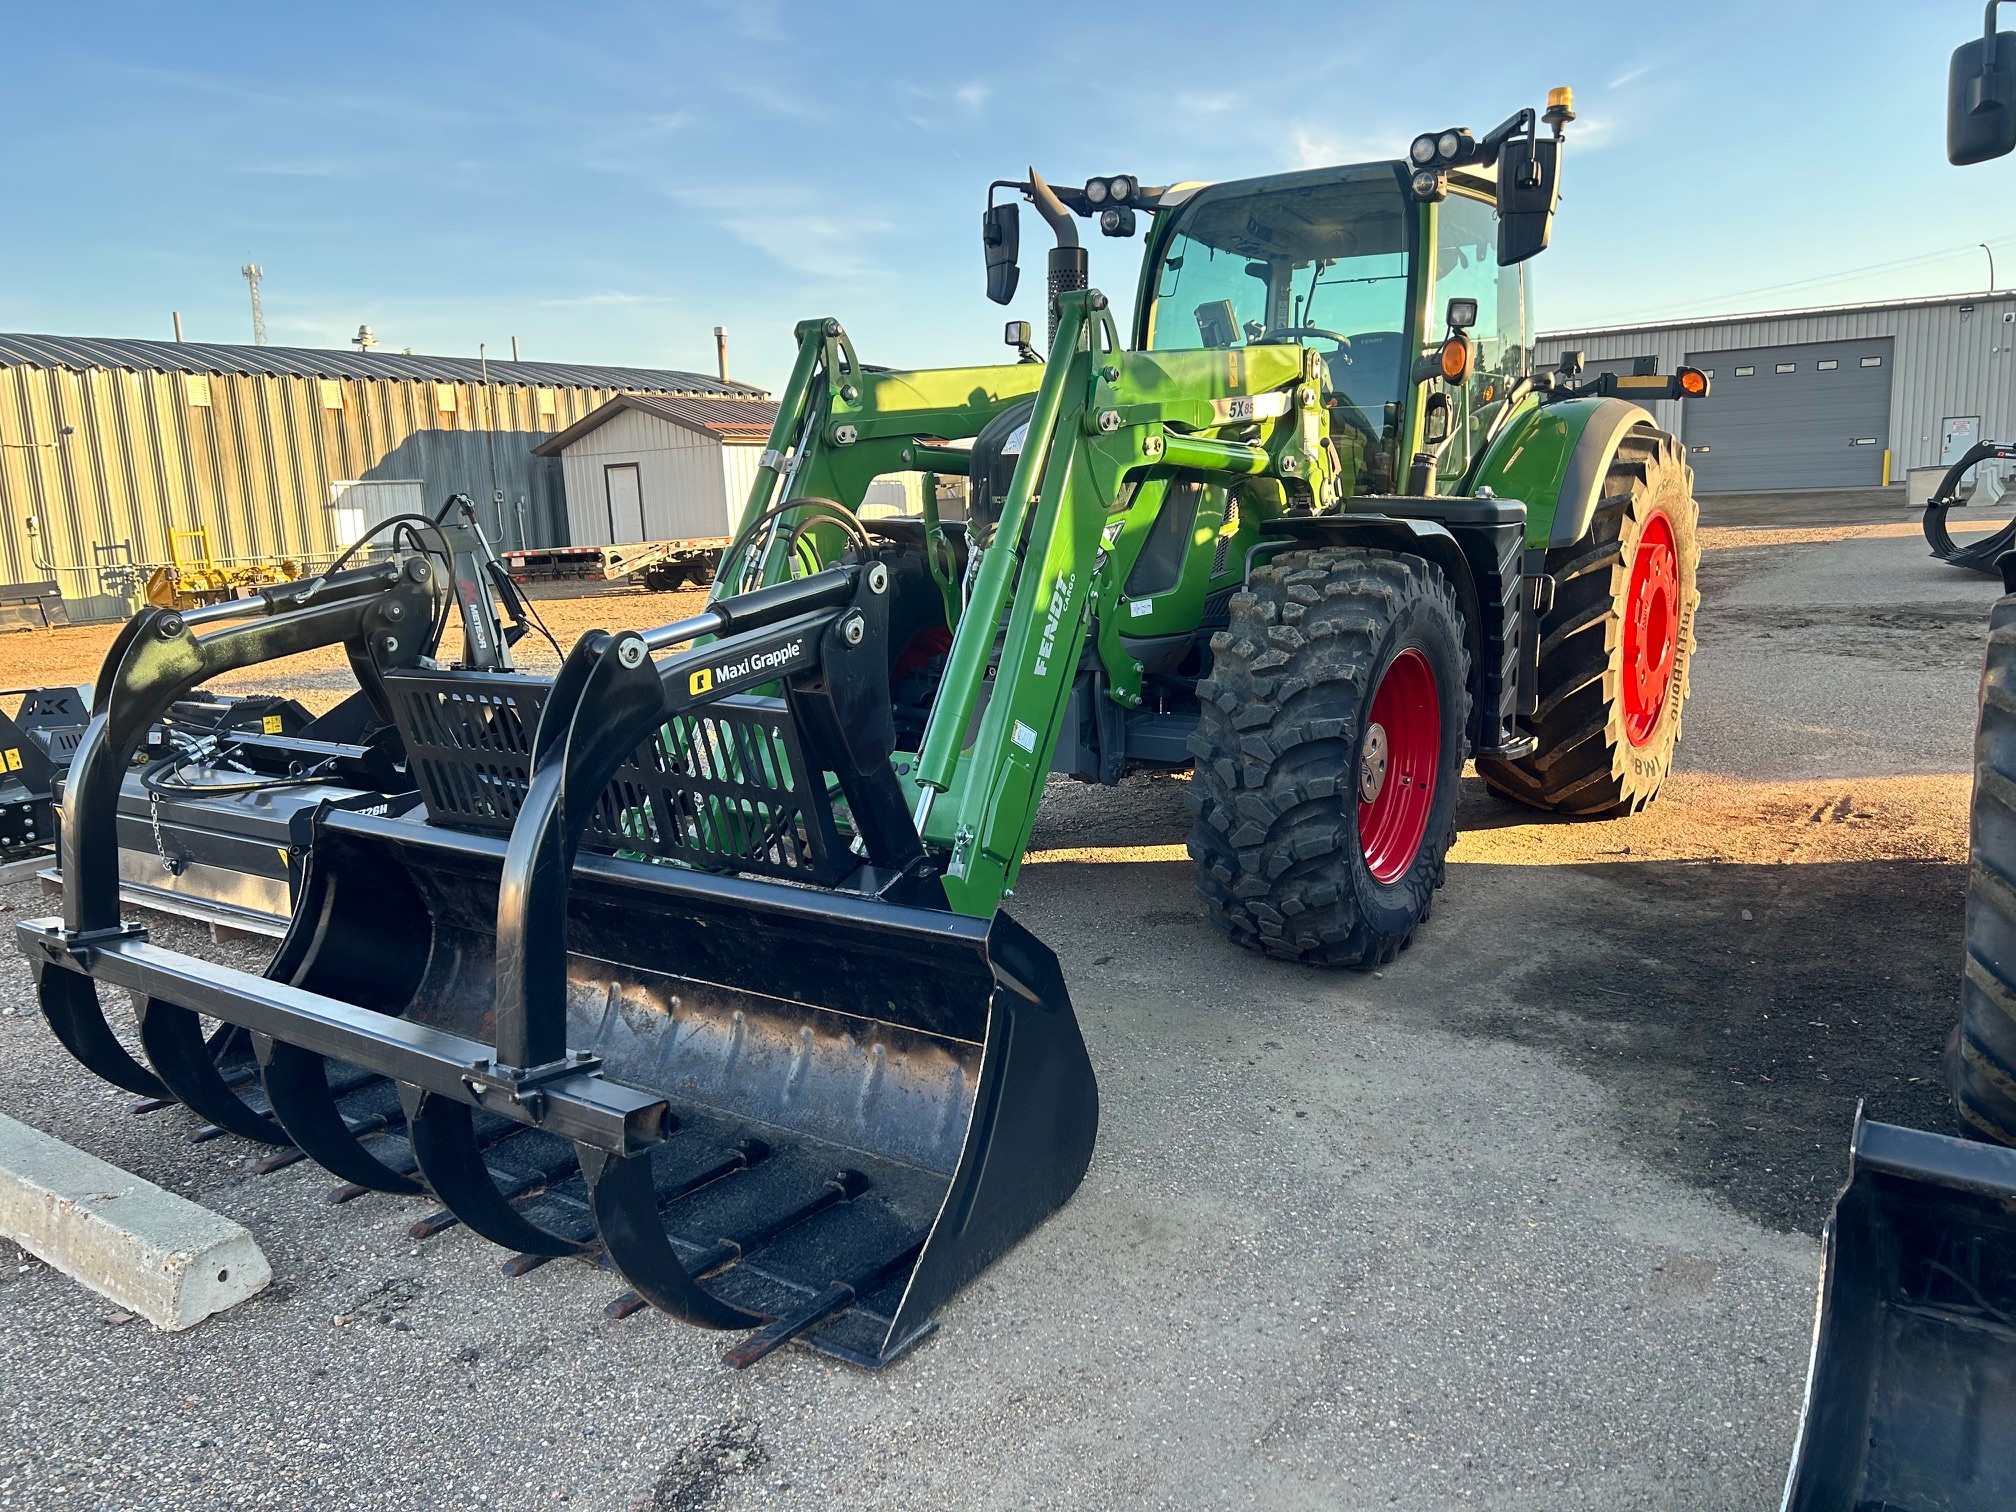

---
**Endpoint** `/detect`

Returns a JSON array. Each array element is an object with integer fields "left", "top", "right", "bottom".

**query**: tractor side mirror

[
  {"left": 1496, "top": 136, "right": 1559, "bottom": 265},
  {"left": 1421, "top": 391, "right": 1454, "bottom": 446},
  {"left": 1194, "top": 300, "right": 1240, "bottom": 349},
  {"left": 984, "top": 201, "right": 1021, "bottom": 305},
  {"left": 1951, "top": 22, "right": 2016, "bottom": 164}
]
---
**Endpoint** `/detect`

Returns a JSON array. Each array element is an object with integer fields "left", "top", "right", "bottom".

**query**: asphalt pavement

[{"left": 0, "top": 487, "right": 1997, "bottom": 1511}]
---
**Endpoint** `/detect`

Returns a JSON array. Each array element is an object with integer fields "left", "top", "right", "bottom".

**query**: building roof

[
  {"left": 1541, "top": 286, "right": 2016, "bottom": 344},
  {"left": 531, "top": 392, "right": 780, "bottom": 454},
  {"left": 0, "top": 331, "right": 766, "bottom": 396}
]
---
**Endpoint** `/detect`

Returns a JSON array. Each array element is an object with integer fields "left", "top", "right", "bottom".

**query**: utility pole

[
  {"left": 240, "top": 264, "right": 267, "bottom": 344},
  {"left": 1984, "top": 243, "right": 1998, "bottom": 291}
]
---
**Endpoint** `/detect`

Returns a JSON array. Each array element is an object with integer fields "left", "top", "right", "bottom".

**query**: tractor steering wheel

[{"left": 1255, "top": 327, "right": 1353, "bottom": 364}]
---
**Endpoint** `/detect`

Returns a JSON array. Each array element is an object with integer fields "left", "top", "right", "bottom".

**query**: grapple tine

[
  {"left": 136, "top": 998, "right": 290, "bottom": 1145},
  {"left": 402, "top": 1087, "right": 594, "bottom": 1257},
  {"left": 579, "top": 1146, "right": 763, "bottom": 1331},
  {"left": 255, "top": 1036, "right": 423, "bottom": 1195},
  {"left": 722, "top": 1241, "right": 925, "bottom": 1370},
  {"left": 36, "top": 966, "right": 168, "bottom": 1100}
]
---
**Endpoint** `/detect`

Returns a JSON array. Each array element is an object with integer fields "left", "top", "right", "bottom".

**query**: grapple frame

[{"left": 21, "top": 552, "right": 1096, "bottom": 1367}]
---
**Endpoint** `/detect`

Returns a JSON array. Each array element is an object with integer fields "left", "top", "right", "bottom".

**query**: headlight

[
  {"left": 1410, "top": 135, "right": 1438, "bottom": 165},
  {"left": 1109, "top": 175, "right": 1134, "bottom": 203},
  {"left": 1437, "top": 131, "right": 1461, "bottom": 160},
  {"left": 1084, "top": 178, "right": 1109, "bottom": 204},
  {"left": 1410, "top": 168, "right": 1445, "bottom": 201}
]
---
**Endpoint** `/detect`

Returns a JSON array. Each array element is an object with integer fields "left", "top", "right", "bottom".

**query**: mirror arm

[{"left": 1476, "top": 107, "right": 1536, "bottom": 166}]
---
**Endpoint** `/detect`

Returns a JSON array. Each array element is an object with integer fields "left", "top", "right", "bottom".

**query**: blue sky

[{"left": 0, "top": 2, "right": 2004, "bottom": 393}]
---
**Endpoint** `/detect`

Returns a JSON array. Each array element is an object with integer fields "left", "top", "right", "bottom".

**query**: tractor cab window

[
  {"left": 1145, "top": 165, "right": 1413, "bottom": 493},
  {"left": 1432, "top": 190, "right": 1532, "bottom": 483}
]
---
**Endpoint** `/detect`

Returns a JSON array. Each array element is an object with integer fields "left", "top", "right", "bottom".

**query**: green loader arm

[{"left": 715, "top": 293, "right": 1338, "bottom": 917}]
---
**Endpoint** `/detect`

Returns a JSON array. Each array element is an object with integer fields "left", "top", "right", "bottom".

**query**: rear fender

[{"left": 1474, "top": 397, "right": 1656, "bottom": 549}]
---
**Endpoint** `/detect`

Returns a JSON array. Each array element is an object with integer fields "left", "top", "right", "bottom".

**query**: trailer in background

[{"left": 501, "top": 536, "right": 725, "bottom": 592}]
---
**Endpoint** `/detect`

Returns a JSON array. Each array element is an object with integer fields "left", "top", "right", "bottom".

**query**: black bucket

[
  {"left": 252, "top": 806, "right": 1097, "bottom": 1366},
  {"left": 1783, "top": 1112, "right": 2016, "bottom": 1509}
]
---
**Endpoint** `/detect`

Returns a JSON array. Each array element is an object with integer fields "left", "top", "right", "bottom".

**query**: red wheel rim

[
  {"left": 1621, "top": 510, "right": 1680, "bottom": 747},
  {"left": 1357, "top": 647, "right": 1441, "bottom": 884}
]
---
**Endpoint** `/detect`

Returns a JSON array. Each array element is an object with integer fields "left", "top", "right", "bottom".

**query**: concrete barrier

[{"left": 0, "top": 1111, "right": 270, "bottom": 1329}]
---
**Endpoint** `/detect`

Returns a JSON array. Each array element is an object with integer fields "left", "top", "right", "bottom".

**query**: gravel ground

[{"left": 0, "top": 489, "right": 1996, "bottom": 1510}]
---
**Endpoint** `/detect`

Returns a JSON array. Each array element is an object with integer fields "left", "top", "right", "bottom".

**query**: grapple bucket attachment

[
  {"left": 1782, "top": 1113, "right": 2016, "bottom": 1510},
  {"left": 273, "top": 811, "right": 1096, "bottom": 1365},
  {"left": 21, "top": 558, "right": 1097, "bottom": 1366}
]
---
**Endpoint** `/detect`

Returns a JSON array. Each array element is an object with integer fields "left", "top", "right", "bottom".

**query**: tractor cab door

[{"left": 1430, "top": 189, "right": 1533, "bottom": 486}]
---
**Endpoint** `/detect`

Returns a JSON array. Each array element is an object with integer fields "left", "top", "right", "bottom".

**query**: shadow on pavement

[{"left": 1445, "top": 857, "right": 1963, "bottom": 1236}]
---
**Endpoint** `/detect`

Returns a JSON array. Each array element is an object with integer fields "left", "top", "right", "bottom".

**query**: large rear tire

[
  {"left": 1952, "top": 595, "right": 2016, "bottom": 1143},
  {"left": 1477, "top": 425, "right": 1699, "bottom": 816},
  {"left": 1186, "top": 548, "right": 1469, "bottom": 968}
]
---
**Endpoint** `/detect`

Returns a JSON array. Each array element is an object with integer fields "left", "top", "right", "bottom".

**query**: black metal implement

[
  {"left": 21, "top": 557, "right": 1098, "bottom": 1367},
  {"left": 1782, "top": 1111, "right": 2016, "bottom": 1510},
  {"left": 33, "top": 559, "right": 434, "bottom": 1104}
]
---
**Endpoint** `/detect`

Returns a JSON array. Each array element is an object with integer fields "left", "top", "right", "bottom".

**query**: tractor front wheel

[
  {"left": 1478, "top": 425, "right": 1699, "bottom": 816},
  {"left": 1187, "top": 548, "right": 1469, "bottom": 968}
]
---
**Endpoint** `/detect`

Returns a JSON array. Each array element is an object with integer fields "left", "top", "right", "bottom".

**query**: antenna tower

[{"left": 240, "top": 263, "right": 267, "bottom": 345}]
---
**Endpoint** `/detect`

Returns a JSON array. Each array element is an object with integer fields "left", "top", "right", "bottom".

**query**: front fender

[{"left": 1474, "top": 396, "right": 1657, "bottom": 549}]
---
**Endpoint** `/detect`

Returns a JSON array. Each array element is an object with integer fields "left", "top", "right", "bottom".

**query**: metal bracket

[
  {"left": 25, "top": 917, "right": 148, "bottom": 966},
  {"left": 459, "top": 1047, "right": 605, "bottom": 1118}
]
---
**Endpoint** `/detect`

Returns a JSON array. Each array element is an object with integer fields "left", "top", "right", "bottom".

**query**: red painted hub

[
  {"left": 1620, "top": 510, "right": 1680, "bottom": 747},
  {"left": 1357, "top": 647, "right": 1441, "bottom": 884}
]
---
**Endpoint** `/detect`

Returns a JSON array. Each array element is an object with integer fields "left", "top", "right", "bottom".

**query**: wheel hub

[
  {"left": 1359, "top": 723, "right": 1389, "bottom": 802},
  {"left": 1357, "top": 648, "right": 1441, "bottom": 884},
  {"left": 1621, "top": 510, "right": 1681, "bottom": 747}
]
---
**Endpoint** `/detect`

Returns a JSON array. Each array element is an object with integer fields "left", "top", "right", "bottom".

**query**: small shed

[{"left": 532, "top": 394, "right": 778, "bottom": 545}]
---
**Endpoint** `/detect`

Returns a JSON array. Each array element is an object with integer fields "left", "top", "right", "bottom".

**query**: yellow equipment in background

[{"left": 143, "top": 530, "right": 302, "bottom": 610}]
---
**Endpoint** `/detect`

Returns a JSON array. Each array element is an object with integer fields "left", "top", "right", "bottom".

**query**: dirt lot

[{"left": 0, "top": 489, "right": 1998, "bottom": 1510}]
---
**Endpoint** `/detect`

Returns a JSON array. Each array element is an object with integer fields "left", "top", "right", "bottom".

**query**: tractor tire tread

[
  {"left": 1478, "top": 425, "right": 1698, "bottom": 817},
  {"left": 1187, "top": 548, "right": 1468, "bottom": 969}
]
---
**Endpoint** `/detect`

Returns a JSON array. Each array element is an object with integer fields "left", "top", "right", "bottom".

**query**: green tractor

[
  {"left": 729, "top": 86, "right": 1707, "bottom": 965},
  {"left": 22, "top": 88, "right": 1715, "bottom": 1366}
]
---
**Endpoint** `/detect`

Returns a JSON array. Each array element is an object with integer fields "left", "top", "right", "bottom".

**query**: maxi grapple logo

[
  {"left": 1033, "top": 572, "right": 1074, "bottom": 677},
  {"left": 689, "top": 637, "right": 807, "bottom": 698}
]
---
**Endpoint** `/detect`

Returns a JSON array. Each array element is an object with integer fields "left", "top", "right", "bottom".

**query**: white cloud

[{"left": 670, "top": 185, "right": 894, "bottom": 282}]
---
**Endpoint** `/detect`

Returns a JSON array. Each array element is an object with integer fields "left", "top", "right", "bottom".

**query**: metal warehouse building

[
  {"left": 1540, "top": 288, "right": 2016, "bottom": 493},
  {"left": 0, "top": 333, "right": 765, "bottom": 620}
]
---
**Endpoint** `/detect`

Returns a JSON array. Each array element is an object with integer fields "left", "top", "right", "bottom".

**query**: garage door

[{"left": 1679, "top": 337, "right": 1893, "bottom": 492}]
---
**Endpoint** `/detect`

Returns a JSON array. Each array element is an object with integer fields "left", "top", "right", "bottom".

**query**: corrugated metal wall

[
  {"left": 0, "top": 362, "right": 658, "bottom": 618},
  {"left": 1539, "top": 293, "right": 2016, "bottom": 488}
]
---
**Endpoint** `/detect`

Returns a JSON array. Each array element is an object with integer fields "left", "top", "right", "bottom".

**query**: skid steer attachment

[
  {"left": 22, "top": 556, "right": 1096, "bottom": 1367},
  {"left": 1781, "top": 1111, "right": 2016, "bottom": 1510}
]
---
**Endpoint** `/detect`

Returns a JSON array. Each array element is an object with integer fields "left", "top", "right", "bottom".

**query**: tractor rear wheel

[
  {"left": 1187, "top": 548, "right": 1468, "bottom": 968},
  {"left": 1477, "top": 425, "right": 1699, "bottom": 816},
  {"left": 1952, "top": 596, "right": 2016, "bottom": 1144}
]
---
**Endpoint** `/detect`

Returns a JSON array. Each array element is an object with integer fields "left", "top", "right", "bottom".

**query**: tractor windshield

[{"left": 1144, "top": 164, "right": 1413, "bottom": 490}]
